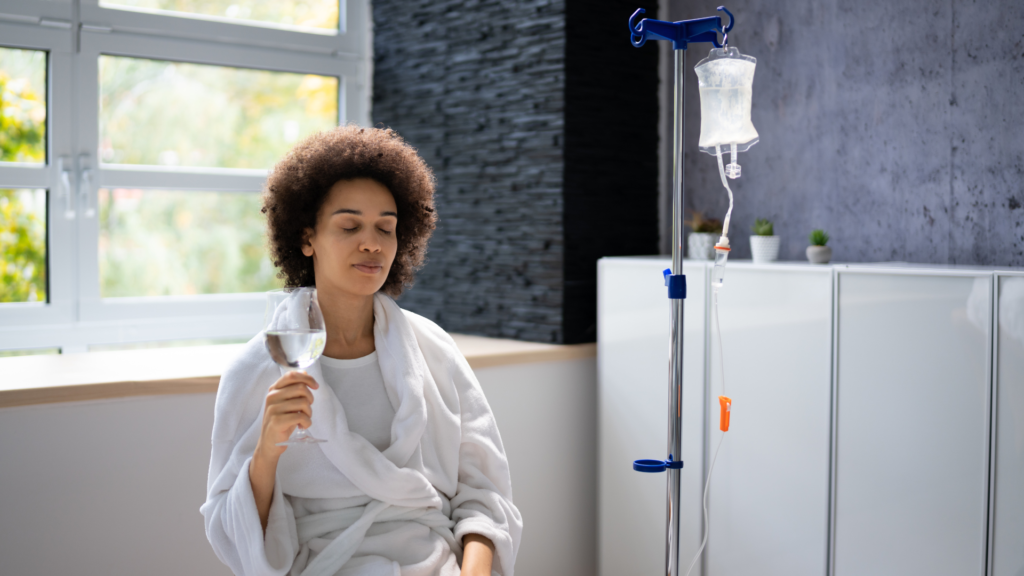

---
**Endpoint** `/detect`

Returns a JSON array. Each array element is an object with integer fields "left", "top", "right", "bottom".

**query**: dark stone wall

[
  {"left": 373, "top": 0, "right": 660, "bottom": 343},
  {"left": 663, "top": 0, "right": 1024, "bottom": 266},
  {"left": 373, "top": 0, "right": 568, "bottom": 343}
]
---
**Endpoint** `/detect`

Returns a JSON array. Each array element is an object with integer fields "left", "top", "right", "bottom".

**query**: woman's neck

[{"left": 316, "top": 282, "right": 376, "bottom": 360}]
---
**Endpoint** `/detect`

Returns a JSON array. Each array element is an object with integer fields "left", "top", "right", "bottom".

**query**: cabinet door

[
  {"left": 834, "top": 272, "right": 991, "bottom": 576},
  {"left": 992, "top": 274, "right": 1024, "bottom": 576},
  {"left": 706, "top": 265, "right": 833, "bottom": 576},
  {"left": 598, "top": 258, "right": 706, "bottom": 576}
]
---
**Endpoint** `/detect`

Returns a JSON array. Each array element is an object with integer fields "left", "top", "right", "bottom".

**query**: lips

[{"left": 353, "top": 262, "right": 382, "bottom": 274}]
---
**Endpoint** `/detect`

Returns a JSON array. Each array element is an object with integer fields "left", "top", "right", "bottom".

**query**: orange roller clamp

[{"left": 718, "top": 396, "right": 732, "bottom": 432}]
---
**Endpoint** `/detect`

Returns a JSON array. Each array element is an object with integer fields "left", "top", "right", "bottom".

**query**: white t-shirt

[{"left": 319, "top": 350, "right": 395, "bottom": 452}]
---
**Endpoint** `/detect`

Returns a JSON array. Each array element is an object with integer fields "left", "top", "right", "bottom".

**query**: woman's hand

[
  {"left": 250, "top": 371, "right": 319, "bottom": 533},
  {"left": 254, "top": 370, "right": 320, "bottom": 461},
  {"left": 460, "top": 534, "right": 494, "bottom": 576}
]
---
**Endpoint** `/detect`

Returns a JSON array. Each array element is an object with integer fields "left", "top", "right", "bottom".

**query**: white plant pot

[
  {"left": 687, "top": 232, "right": 717, "bottom": 260},
  {"left": 750, "top": 235, "right": 780, "bottom": 263},
  {"left": 806, "top": 245, "right": 832, "bottom": 264}
]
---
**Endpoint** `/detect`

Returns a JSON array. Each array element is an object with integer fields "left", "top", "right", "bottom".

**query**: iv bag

[{"left": 695, "top": 47, "right": 758, "bottom": 155}]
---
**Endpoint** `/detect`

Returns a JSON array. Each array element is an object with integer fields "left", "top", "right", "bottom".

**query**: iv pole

[{"left": 628, "top": 7, "right": 734, "bottom": 576}]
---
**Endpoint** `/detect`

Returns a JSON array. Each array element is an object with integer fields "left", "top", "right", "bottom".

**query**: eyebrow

[{"left": 331, "top": 208, "right": 398, "bottom": 217}]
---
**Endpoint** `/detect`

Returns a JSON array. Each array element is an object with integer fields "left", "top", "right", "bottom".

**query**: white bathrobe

[{"left": 200, "top": 293, "right": 523, "bottom": 576}]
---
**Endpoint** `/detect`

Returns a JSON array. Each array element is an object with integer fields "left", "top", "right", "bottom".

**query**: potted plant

[
  {"left": 806, "top": 229, "right": 832, "bottom": 264},
  {"left": 684, "top": 211, "right": 723, "bottom": 260},
  {"left": 750, "top": 218, "right": 780, "bottom": 263}
]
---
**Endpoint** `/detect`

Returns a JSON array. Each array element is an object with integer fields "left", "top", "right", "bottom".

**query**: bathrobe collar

[{"left": 294, "top": 292, "right": 442, "bottom": 510}]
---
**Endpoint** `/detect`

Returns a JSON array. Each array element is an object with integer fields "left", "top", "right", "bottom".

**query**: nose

[{"left": 359, "top": 229, "right": 381, "bottom": 253}]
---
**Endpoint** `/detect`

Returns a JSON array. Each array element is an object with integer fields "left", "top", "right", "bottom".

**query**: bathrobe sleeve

[
  {"left": 200, "top": 337, "right": 301, "bottom": 576},
  {"left": 448, "top": 348, "right": 523, "bottom": 576},
  {"left": 408, "top": 320, "right": 523, "bottom": 576}
]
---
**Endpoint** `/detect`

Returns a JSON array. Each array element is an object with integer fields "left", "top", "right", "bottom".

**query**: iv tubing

[
  {"left": 684, "top": 431, "right": 725, "bottom": 576},
  {"left": 683, "top": 286, "right": 728, "bottom": 576},
  {"left": 714, "top": 144, "right": 735, "bottom": 247},
  {"left": 713, "top": 289, "right": 726, "bottom": 398}
]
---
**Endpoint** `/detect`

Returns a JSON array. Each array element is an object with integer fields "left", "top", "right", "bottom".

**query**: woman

[{"left": 201, "top": 126, "right": 522, "bottom": 576}]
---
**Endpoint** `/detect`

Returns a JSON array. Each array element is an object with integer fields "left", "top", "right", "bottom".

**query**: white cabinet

[
  {"left": 598, "top": 258, "right": 1020, "bottom": 576},
  {"left": 597, "top": 259, "right": 831, "bottom": 576},
  {"left": 597, "top": 258, "right": 706, "bottom": 576},
  {"left": 993, "top": 273, "right": 1024, "bottom": 576},
  {"left": 833, "top": 271, "right": 991, "bottom": 576},
  {"left": 707, "top": 265, "right": 832, "bottom": 576}
]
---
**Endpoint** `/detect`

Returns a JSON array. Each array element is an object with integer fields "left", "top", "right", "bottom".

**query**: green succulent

[
  {"left": 751, "top": 218, "right": 774, "bottom": 236},
  {"left": 809, "top": 229, "right": 830, "bottom": 246}
]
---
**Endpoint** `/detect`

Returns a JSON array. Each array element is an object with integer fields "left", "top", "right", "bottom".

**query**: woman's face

[{"left": 302, "top": 178, "right": 398, "bottom": 297}]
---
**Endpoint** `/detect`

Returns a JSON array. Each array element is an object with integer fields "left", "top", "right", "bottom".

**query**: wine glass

[{"left": 264, "top": 287, "right": 328, "bottom": 446}]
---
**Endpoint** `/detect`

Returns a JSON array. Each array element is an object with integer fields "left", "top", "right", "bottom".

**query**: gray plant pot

[
  {"left": 750, "top": 235, "right": 780, "bottom": 263},
  {"left": 688, "top": 232, "right": 717, "bottom": 260},
  {"left": 806, "top": 245, "right": 833, "bottom": 264}
]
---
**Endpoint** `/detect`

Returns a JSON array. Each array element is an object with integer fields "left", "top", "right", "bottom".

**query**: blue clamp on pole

[
  {"left": 633, "top": 459, "right": 667, "bottom": 473},
  {"left": 628, "top": 6, "right": 734, "bottom": 50},
  {"left": 663, "top": 268, "right": 686, "bottom": 300},
  {"left": 633, "top": 455, "right": 684, "bottom": 473}
]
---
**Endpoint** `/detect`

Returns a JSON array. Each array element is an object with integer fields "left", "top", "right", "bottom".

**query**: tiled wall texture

[
  {"left": 373, "top": 0, "right": 660, "bottom": 343},
  {"left": 664, "top": 0, "right": 1024, "bottom": 266}
]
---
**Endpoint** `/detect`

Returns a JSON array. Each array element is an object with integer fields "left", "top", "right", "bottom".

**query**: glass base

[
  {"left": 275, "top": 427, "right": 327, "bottom": 446},
  {"left": 276, "top": 437, "right": 327, "bottom": 446}
]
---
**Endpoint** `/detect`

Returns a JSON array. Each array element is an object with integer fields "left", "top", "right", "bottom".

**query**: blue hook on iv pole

[{"left": 629, "top": 6, "right": 734, "bottom": 50}]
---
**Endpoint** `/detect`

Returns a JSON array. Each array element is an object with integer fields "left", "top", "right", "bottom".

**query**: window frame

[
  {"left": 0, "top": 0, "right": 370, "bottom": 352},
  {"left": 0, "top": 22, "right": 76, "bottom": 334}
]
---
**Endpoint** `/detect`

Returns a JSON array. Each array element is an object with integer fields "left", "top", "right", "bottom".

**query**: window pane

[
  {"left": 99, "top": 0, "right": 339, "bottom": 32},
  {"left": 100, "top": 57, "right": 338, "bottom": 169},
  {"left": 0, "top": 189, "right": 47, "bottom": 303},
  {"left": 89, "top": 337, "right": 249, "bottom": 351},
  {"left": 0, "top": 47, "right": 47, "bottom": 164},
  {"left": 98, "top": 189, "right": 281, "bottom": 297}
]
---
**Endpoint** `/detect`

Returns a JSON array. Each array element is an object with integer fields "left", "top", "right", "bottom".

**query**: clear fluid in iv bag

[
  {"left": 265, "top": 329, "right": 326, "bottom": 369},
  {"left": 695, "top": 47, "right": 759, "bottom": 155}
]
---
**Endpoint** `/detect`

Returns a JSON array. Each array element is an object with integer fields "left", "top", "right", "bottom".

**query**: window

[{"left": 0, "top": 0, "right": 370, "bottom": 352}]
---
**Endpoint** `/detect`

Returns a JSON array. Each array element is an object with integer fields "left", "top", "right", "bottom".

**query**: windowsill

[{"left": 0, "top": 334, "right": 596, "bottom": 408}]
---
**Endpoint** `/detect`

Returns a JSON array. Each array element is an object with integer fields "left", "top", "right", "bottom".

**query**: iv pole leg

[{"left": 665, "top": 48, "right": 686, "bottom": 576}]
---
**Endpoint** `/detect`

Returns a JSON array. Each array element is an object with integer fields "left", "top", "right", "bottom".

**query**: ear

[{"left": 301, "top": 227, "right": 315, "bottom": 257}]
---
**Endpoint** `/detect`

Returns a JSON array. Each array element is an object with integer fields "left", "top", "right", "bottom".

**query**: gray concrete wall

[{"left": 661, "top": 0, "right": 1024, "bottom": 266}]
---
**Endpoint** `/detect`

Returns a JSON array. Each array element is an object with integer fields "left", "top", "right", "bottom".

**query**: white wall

[
  {"left": 475, "top": 359, "right": 597, "bottom": 576},
  {"left": 0, "top": 357, "right": 596, "bottom": 576},
  {"left": 0, "top": 394, "right": 228, "bottom": 576}
]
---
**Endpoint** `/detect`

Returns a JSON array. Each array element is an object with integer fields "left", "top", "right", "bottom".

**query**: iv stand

[{"left": 628, "top": 7, "right": 734, "bottom": 576}]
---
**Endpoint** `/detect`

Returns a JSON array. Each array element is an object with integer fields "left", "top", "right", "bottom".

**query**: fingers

[
  {"left": 268, "top": 383, "right": 315, "bottom": 406},
  {"left": 270, "top": 370, "right": 319, "bottom": 391},
  {"left": 267, "top": 372, "right": 318, "bottom": 408},
  {"left": 267, "top": 398, "right": 313, "bottom": 418},
  {"left": 262, "top": 412, "right": 313, "bottom": 448},
  {"left": 277, "top": 412, "right": 313, "bottom": 431}
]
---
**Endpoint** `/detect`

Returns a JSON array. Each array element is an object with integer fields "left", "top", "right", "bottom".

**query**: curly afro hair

[{"left": 261, "top": 125, "right": 437, "bottom": 297}]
